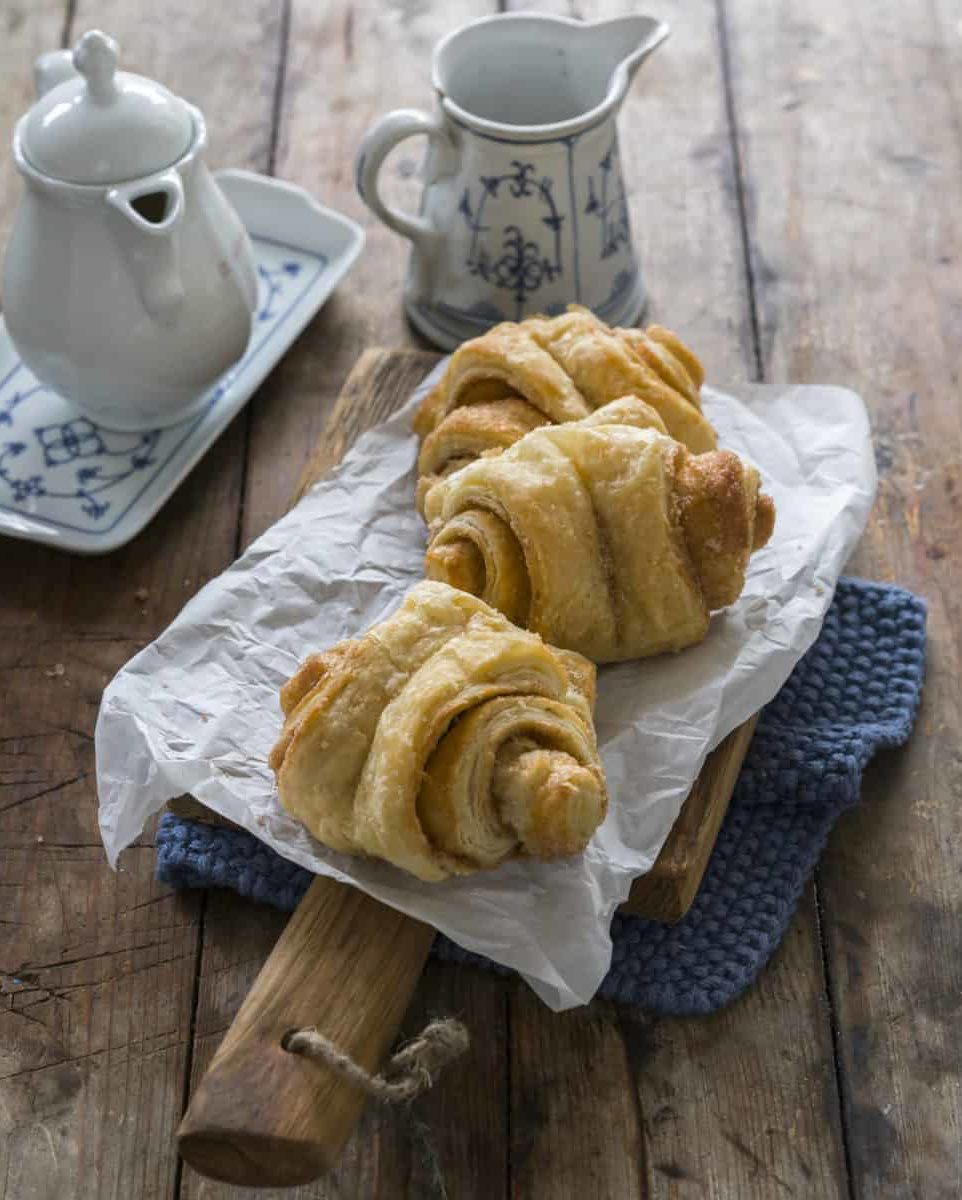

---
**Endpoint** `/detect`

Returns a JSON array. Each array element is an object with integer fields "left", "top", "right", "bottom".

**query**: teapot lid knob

[
  {"left": 73, "top": 30, "right": 119, "bottom": 103},
  {"left": 19, "top": 28, "right": 194, "bottom": 185}
]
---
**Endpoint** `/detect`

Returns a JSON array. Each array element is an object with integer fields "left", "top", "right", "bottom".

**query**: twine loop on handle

[{"left": 282, "top": 1018, "right": 469, "bottom": 1103}]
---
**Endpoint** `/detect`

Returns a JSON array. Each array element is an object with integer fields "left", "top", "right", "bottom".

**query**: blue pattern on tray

[{"left": 0, "top": 242, "right": 327, "bottom": 538}]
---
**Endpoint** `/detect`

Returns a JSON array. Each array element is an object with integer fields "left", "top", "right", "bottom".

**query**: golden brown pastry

[
  {"left": 424, "top": 398, "right": 775, "bottom": 664},
  {"left": 413, "top": 308, "right": 715, "bottom": 515},
  {"left": 416, "top": 392, "right": 549, "bottom": 516},
  {"left": 269, "top": 581, "right": 607, "bottom": 882},
  {"left": 414, "top": 306, "right": 715, "bottom": 448}
]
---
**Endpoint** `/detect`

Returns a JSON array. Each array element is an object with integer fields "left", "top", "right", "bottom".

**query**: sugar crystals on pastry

[
  {"left": 413, "top": 307, "right": 715, "bottom": 514},
  {"left": 269, "top": 581, "right": 607, "bottom": 881},
  {"left": 424, "top": 397, "right": 774, "bottom": 664}
]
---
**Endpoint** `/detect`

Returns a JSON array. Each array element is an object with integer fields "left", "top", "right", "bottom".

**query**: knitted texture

[{"left": 156, "top": 577, "right": 926, "bottom": 1015}]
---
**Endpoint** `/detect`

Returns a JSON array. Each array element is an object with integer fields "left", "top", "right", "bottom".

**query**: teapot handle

[
  {"left": 33, "top": 50, "right": 79, "bottom": 98},
  {"left": 355, "top": 110, "right": 452, "bottom": 293}
]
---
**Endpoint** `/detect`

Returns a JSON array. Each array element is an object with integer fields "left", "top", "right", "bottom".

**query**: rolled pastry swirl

[
  {"left": 414, "top": 307, "right": 714, "bottom": 515},
  {"left": 269, "top": 581, "right": 607, "bottom": 882},
  {"left": 415, "top": 391, "right": 550, "bottom": 516},
  {"left": 424, "top": 398, "right": 775, "bottom": 664}
]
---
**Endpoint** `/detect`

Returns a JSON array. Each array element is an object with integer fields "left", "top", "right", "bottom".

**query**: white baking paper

[{"left": 96, "top": 368, "right": 876, "bottom": 1010}]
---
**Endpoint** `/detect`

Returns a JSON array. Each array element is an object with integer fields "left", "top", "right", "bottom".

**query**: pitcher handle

[{"left": 355, "top": 109, "right": 449, "bottom": 252}]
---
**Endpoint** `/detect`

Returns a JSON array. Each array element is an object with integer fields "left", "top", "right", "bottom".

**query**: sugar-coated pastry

[
  {"left": 269, "top": 581, "right": 607, "bottom": 881},
  {"left": 414, "top": 306, "right": 714, "bottom": 444},
  {"left": 415, "top": 393, "right": 549, "bottom": 517},
  {"left": 413, "top": 307, "right": 715, "bottom": 513},
  {"left": 424, "top": 398, "right": 774, "bottom": 664}
]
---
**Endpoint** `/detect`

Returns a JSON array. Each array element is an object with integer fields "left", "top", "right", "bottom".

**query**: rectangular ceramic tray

[{"left": 0, "top": 168, "right": 364, "bottom": 554}]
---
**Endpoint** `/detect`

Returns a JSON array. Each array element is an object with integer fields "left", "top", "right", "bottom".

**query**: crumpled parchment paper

[{"left": 96, "top": 365, "right": 876, "bottom": 1010}]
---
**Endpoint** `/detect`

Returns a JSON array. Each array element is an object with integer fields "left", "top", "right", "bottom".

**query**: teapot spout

[
  {"left": 106, "top": 169, "right": 186, "bottom": 323},
  {"left": 586, "top": 15, "right": 670, "bottom": 99}
]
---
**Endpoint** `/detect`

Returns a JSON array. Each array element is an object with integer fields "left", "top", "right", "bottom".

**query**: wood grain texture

[
  {"left": 180, "top": 5, "right": 506, "bottom": 1196},
  {"left": 0, "top": 847, "right": 200, "bottom": 1200},
  {"left": 0, "top": 2, "right": 284, "bottom": 1197},
  {"left": 178, "top": 877, "right": 434, "bottom": 1187},
  {"left": 724, "top": 0, "right": 962, "bottom": 1193},
  {"left": 237, "top": 0, "right": 494, "bottom": 548},
  {"left": 509, "top": 989, "right": 644, "bottom": 1200},
  {"left": 291, "top": 349, "right": 437, "bottom": 505},
  {"left": 181, "top": 892, "right": 393, "bottom": 1200},
  {"left": 0, "top": 0, "right": 65, "bottom": 259},
  {"left": 500, "top": 2, "right": 849, "bottom": 1196},
  {"left": 624, "top": 913, "right": 848, "bottom": 1198},
  {"left": 181, "top": 896, "right": 508, "bottom": 1200},
  {"left": 621, "top": 715, "right": 760, "bottom": 921}
]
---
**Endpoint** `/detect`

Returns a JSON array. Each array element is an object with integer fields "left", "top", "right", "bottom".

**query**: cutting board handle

[{"left": 177, "top": 875, "right": 434, "bottom": 1188}]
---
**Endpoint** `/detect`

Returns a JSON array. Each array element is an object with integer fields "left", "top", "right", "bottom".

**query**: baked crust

[{"left": 270, "top": 581, "right": 607, "bottom": 881}]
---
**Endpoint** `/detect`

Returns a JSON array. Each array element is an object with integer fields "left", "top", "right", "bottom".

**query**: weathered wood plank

[
  {"left": 509, "top": 989, "right": 644, "bottom": 1199},
  {"left": 0, "top": 1, "right": 66, "bottom": 256},
  {"left": 181, "top": 52, "right": 511, "bottom": 1171},
  {"left": 501, "top": 1, "right": 849, "bottom": 1196},
  {"left": 292, "top": 349, "right": 437, "bottom": 504},
  {"left": 181, "top": 890, "right": 397, "bottom": 1200},
  {"left": 0, "top": 847, "right": 201, "bottom": 1200},
  {"left": 723, "top": 0, "right": 962, "bottom": 1195},
  {"left": 237, "top": 0, "right": 494, "bottom": 547},
  {"left": 0, "top": 1, "right": 284, "bottom": 1196},
  {"left": 629, "top": 913, "right": 849, "bottom": 1197}
]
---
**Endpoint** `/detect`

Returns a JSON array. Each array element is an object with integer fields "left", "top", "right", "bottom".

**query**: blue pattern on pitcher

[
  {"left": 584, "top": 138, "right": 631, "bottom": 261},
  {"left": 459, "top": 161, "right": 565, "bottom": 321}
]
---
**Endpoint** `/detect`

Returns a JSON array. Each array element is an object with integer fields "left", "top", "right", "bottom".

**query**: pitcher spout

[
  {"left": 585, "top": 15, "right": 671, "bottom": 107},
  {"left": 432, "top": 12, "right": 670, "bottom": 139}
]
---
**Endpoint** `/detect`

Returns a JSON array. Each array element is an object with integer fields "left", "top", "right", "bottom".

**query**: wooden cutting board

[{"left": 175, "top": 349, "right": 760, "bottom": 1187}]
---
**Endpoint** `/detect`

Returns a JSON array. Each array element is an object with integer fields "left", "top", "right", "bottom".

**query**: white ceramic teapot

[{"left": 2, "top": 30, "right": 258, "bottom": 431}]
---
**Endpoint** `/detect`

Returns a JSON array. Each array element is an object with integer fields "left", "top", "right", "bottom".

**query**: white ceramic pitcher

[
  {"left": 3, "top": 30, "right": 258, "bottom": 431},
  {"left": 356, "top": 12, "right": 669, "bottom": 349}
]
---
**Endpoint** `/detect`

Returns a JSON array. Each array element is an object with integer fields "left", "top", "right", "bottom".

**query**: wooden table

[{"left": 0, "top": 2, "right": 958, "bottom": 1196}]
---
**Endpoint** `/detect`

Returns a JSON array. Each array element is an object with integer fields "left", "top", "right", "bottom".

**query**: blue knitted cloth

[{"left": 156, "top": 578, "right": 926, "bottom": 1015}]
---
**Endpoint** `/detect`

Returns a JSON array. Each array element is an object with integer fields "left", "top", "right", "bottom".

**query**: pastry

[
  {"left": 269, "top": 581, "right": 607, "bottom": 882},
  {"left": 413, "top": 307, "right": 715, "bottom": 513},
  {"left": 424, "top": 397, "right": 775, "bottom": 663},
  {"left": 416, "top": 392, "right": 549, "bottom": 516}
]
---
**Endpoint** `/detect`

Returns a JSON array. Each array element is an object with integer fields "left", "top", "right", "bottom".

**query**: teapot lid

[{"left": 21, "top": 31, "right": 194, "bottom": 185}]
